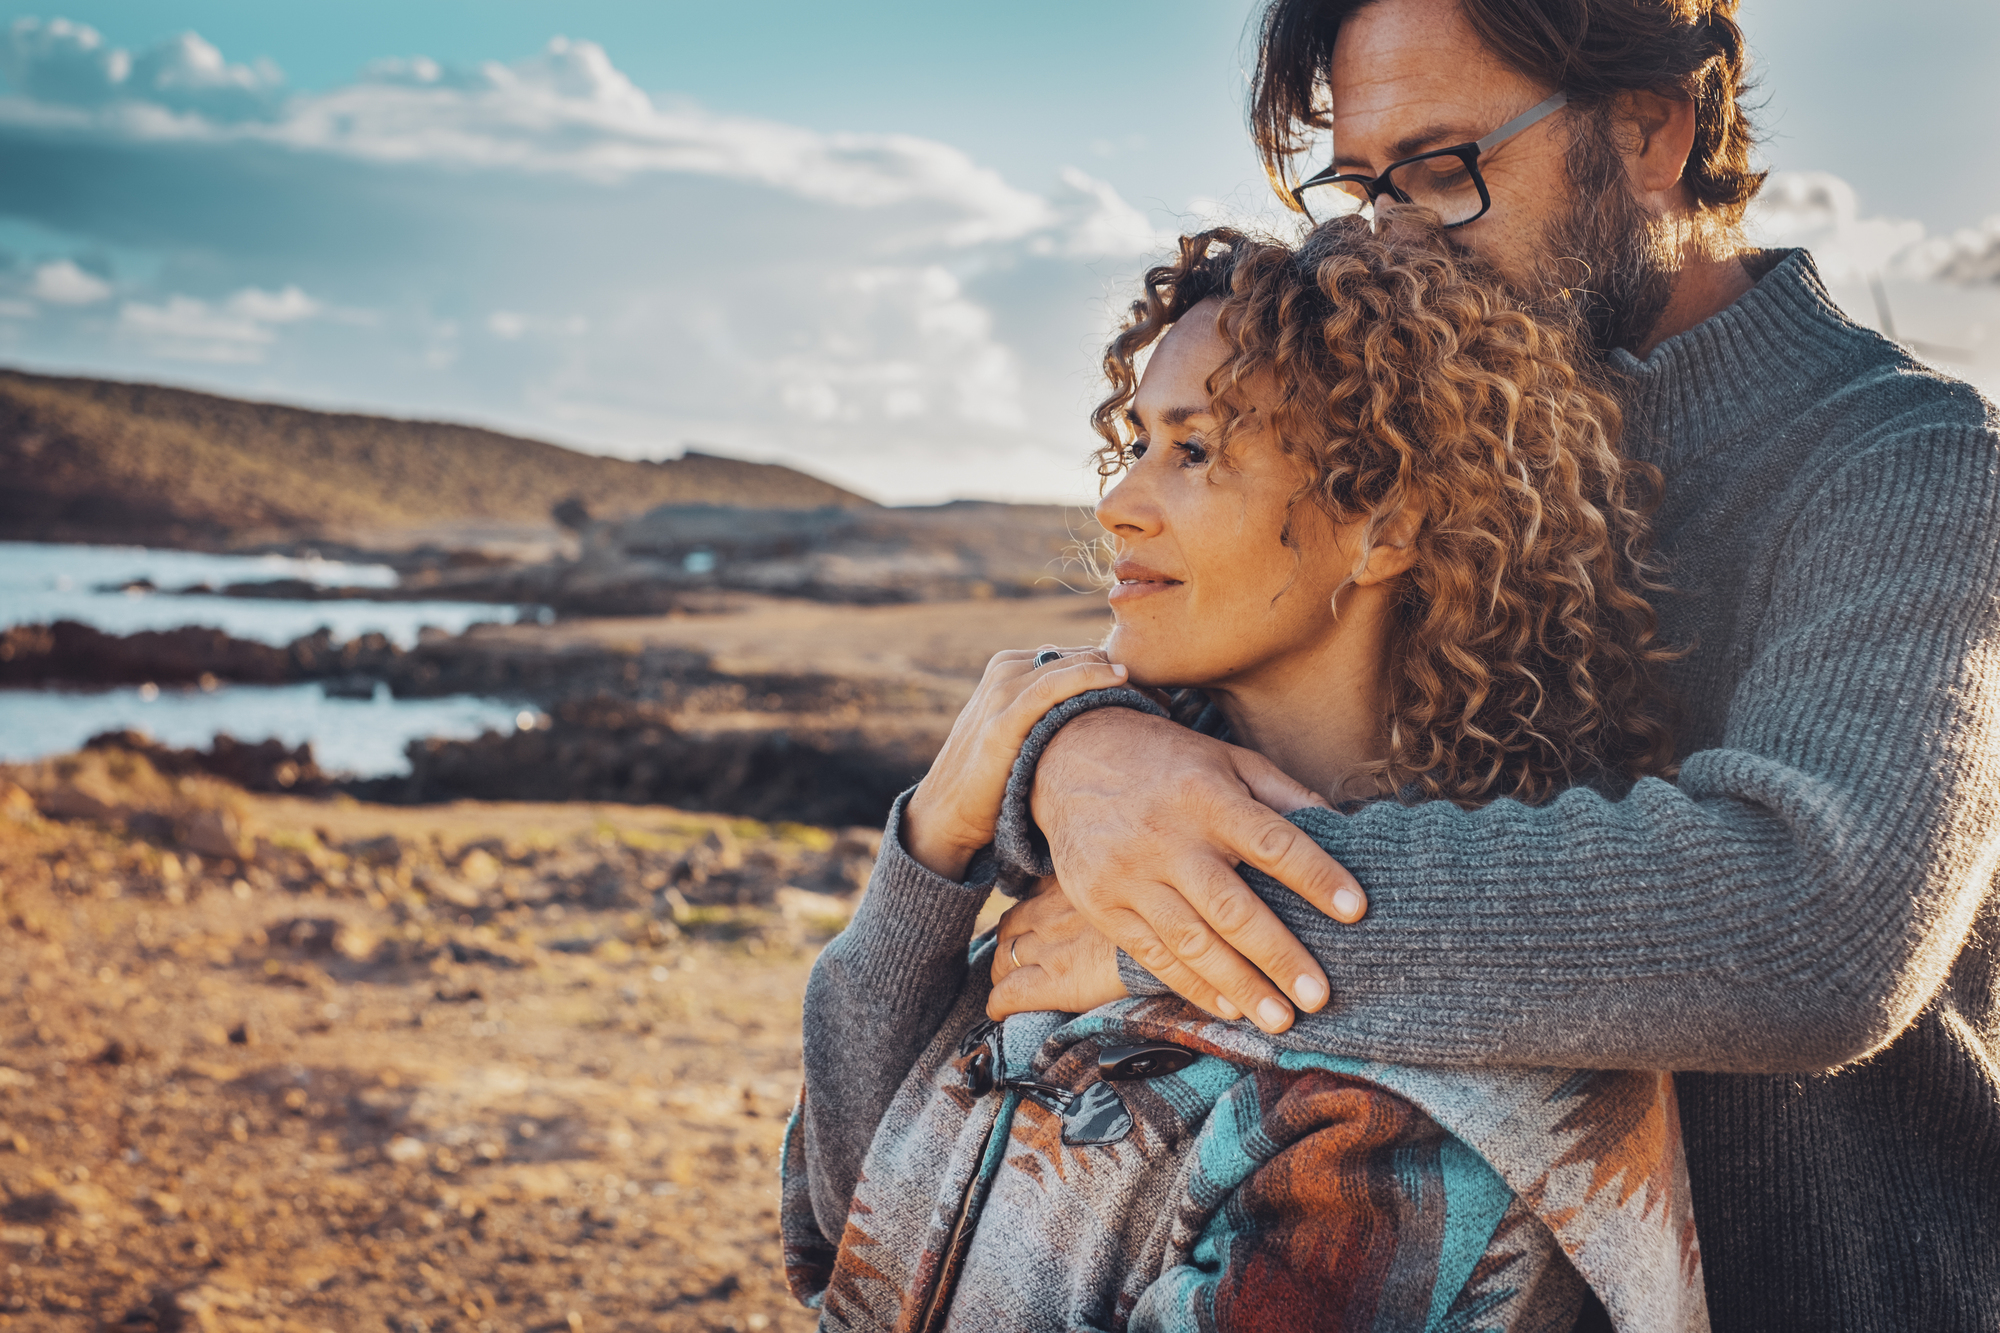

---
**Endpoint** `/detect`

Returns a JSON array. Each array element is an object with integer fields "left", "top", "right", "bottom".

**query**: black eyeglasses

[{"left": 1294, "top": 91, "right": 1568, "bottom": 228}]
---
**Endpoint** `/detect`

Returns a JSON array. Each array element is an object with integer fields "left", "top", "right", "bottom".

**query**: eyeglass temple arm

[
  {"left": 1473, "top": 90, "right": 1568, "bottom": 154},
  {"left": 1296, "top": 89, "right": 1566, "bottom": 191}
]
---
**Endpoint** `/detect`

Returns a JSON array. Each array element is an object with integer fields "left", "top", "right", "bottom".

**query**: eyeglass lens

[{"left": 1303, "top": 152, "right": 1485, "bottom": 226}]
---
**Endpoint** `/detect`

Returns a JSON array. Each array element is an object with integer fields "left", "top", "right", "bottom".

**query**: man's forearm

[
  {"left": 1037, "top": 426, "right": 2000, "bottom": 1073},
  {"left": 1145, "top": 773, "right": 1930, "bottom": 1072}
]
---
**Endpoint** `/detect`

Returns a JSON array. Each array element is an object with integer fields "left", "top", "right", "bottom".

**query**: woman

[{"left": 783, "top": 219, "right": 1706, "bottom": 1332}]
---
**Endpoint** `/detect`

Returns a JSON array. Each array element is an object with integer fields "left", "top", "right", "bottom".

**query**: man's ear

[
  {"left": 1615, "top": 89, "right": 1698, "bottom": 202},
  {"left": 1352, "top": 505, "right": 1423, "bottom": 587}
]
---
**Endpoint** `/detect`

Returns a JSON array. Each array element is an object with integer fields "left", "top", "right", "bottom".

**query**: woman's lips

[{"left": 1109, "top": 561, "right": 1184, "bottom": 603}]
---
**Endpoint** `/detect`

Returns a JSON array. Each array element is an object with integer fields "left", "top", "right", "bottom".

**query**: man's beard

[{"left": 1528, "top": 113, "right": 1679, "bottom": 357}]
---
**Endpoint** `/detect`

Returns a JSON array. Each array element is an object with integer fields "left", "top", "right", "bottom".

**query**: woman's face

[{"left": 1097, "top": 301, "right": 1377, "bottom": 692}]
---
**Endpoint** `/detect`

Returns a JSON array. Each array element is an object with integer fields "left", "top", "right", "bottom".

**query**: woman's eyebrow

[{"left": 1126, "top": 404, "right": 1211, "bottom": 430}]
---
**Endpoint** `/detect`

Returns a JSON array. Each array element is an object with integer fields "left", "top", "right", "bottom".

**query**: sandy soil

[
  {"left": 466, "top": 593, "right": 1112, "bottom": 685},
  {"left": 0, "top": 762, "right": 996, "bottom": 1333}
]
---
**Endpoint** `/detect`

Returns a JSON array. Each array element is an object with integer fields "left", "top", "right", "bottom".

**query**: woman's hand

[
  {"left": 902, "top": 646, "right": 1129, "bottom": 880},
  {"left": 988, "top": 877, "right": 1126, "bottom": 1017}
]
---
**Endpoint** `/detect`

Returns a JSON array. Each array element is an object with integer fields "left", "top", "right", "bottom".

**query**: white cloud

[
  {"left": 0, "top": 17, "right": 281, "bottom": 121},
  {"left": 772, "top": 264, "right": 1028, "bottom": 432},
  {"left": 1917, "top": 219, "right": 2000, "bottom": 288},
  {"left": 226, "top": 284, "right": 317, "bottom": 322},
  {"left": 0, "top": 17, "right": 128, "bottom": 106},
  {"left": 28, "top": 258, "right": 111, "bottom": 304},
  {"left": 0, "top": 25, "right": 1177, "bottom": 501},
  {"left": 126, "top": 32, "right": 283, "bottom": 121},
  {"left": 117, "top": 285, "right": 323, "bottom": 363},
  {"left": 1746, "top": 170, "right": 2000, "bottom": 384},
  {"left": 1047, "top": 168, "right": 1163, "bottom": 257},
  {"left": 1744, "top": 172, "right": 1927, "bottom": 284}
]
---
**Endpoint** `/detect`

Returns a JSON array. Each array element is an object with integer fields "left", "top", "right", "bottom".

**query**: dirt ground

[
  {"left": 0, "top": 755, "right": 997, "bottom": 1332},
  {"left": 470, "top": 592, "right": 1112, "bottom": 686}
]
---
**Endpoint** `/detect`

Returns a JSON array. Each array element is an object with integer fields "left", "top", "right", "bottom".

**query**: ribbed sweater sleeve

[
  {"left": 798, "top": 787, "right": 990, "bottom": 1241},
  {"left": 1100, "top": 418, "right": 2000, "bottom": 1074}
]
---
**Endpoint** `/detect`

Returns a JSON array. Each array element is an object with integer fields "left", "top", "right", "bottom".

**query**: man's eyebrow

[{"left": 1333, "top": 121, "right": 1476, "bottom": 170}]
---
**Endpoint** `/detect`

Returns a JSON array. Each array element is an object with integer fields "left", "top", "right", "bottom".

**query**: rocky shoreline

[
  {"left": 74, "top": 497, "right": 1107, "bottom": 618},
  {"left": 2, "top": 614, "right": 977, "bottom": 826}
]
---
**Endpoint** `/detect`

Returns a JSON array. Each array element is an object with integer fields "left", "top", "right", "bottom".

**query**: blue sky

[{"left": 0, "top": 1, "right": 1994, "bottom": 502}]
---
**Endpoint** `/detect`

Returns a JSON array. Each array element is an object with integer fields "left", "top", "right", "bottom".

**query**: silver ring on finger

[
  {"left": 1033, "top": 649, "right": 1062, "bottom": 668},
  {"left": 1009, "top": 937, "right": 1022, "bottom": 969}
]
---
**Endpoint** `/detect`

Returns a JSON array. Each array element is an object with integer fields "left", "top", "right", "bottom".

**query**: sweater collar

[{"left": 1607, "top": 248, "right": 1867, "bottom": 466}]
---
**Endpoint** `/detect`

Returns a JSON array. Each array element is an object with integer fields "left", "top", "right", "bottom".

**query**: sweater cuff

[
  {"left": 846, "top": 787, "right": 993, "bottom": 986},
  {"left": 989, "top": 686, "right": 1170, "bottom": 895},
  {"left": 1115, "top": 948, "right": 1170, "bottom": 998}
]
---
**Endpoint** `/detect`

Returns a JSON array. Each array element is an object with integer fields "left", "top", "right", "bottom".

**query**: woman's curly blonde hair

[{"left": 1091, "top": 218, "right": 1677, "bottom": 807}]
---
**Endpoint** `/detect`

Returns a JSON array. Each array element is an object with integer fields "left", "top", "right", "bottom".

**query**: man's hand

[
  {"left": 1023, "top": 708, "right": 1367, "bottom": 1034},
  {"left": 988, "top": 878, "right": 1125, "bottom": 1018}
]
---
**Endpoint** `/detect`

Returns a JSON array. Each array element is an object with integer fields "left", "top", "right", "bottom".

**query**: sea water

[
  {"left": 0, "top": 541, "right": 534, "bottom": 647},
  {"left": 1, "top": 542, "right": 538, "bottom": 775},
  {"left": 0, "top": 682, "right": 527, "bottom": 777}
]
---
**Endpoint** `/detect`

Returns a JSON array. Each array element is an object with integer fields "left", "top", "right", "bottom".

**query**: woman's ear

[{"left": 1351, "top": 505, "right": 1423, "bottom": 587}]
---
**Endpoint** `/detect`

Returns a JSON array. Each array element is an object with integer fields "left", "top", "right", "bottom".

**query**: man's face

[
  {"left": 1327, "top": 0, "right": 1675, "bottom": 351},
  {"left": 1327, "top": 0, "right": 1571, "bottom": 288}
]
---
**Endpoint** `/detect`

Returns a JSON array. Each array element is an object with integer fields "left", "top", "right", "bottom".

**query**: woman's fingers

[
  {"left": 1008, "top": 657, "right": 1128, "bottom": 724},
  {"left": 992, "top": 904, "right": 1025, "bottom": 981},
  {"left": 988, "top": 892, "right": 1127, "bottom": 1017}
]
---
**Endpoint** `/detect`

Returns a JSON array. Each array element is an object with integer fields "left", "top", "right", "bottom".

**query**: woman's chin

[{"left": 1102, "top": 638, "right": 1178, "bottom": 690}]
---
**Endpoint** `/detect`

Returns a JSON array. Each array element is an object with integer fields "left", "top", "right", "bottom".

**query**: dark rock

[
  {"left": 342, "top": 835, "right": 403, "bottom": 867},
  {"left": 85, "top": 730, "right": 330, "bottom": 795},
  {"left": 95, "top": 1038, "right": 148, "bottom": 1065},
  {"left": 269, "top": 918, "right": 343, "bottom": 955},
  {"left": 176, "top": 808, "right": 245, "bottom": 860},
  {"left": 383, "top": 695, "right": 944, "bottom": 827},
  {"left": 0, "top": 621, "right": 295, "bottom": 687},
  {"left": 1, "top": 1190, "right": 68, "bottom": 1223}
]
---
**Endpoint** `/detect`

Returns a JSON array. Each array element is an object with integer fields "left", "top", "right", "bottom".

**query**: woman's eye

[
  {"left": 1175, "top": 438, "right": 1209, "bottom": 467},
  {"left": 1128, "top": 439, "right": 1149, "bottom": 461}
]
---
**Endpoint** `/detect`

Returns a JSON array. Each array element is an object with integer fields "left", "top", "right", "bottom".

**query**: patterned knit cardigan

[{"left": 783, "top": 799, "right": 1710, "bottom": 1332}]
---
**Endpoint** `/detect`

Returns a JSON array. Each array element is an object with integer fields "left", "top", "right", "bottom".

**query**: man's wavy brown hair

[{"left": 1092, "top": 219, "right": 1677, "bottom": 807}]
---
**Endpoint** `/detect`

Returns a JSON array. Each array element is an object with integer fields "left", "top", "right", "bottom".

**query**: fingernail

[
  {"left": 1294, "top": 974, "right": 1326, "bottom": 1009},
  {"left": 1112, "top": 664, "right": 1127, "bottom": 677},
  {"left": 1214, "top": 995, "right": 1241, "bottom": 1020},
  {"left": 1333, "top": 887, "right": 1365, "bottom": 921},
  {"left": 1257, "top": 997, "right": 1291, "bottom": 1031}
]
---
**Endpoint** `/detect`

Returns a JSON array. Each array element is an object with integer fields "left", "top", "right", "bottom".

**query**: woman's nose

[{"left": 1094, "top": 469, "right": 1162, "bottom": 539}]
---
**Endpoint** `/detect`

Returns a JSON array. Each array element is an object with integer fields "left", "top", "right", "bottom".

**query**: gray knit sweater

[{"left": 999, "top": 250, "right": 2000, "bottom": 1330}]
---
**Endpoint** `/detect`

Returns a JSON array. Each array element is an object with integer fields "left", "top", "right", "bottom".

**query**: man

[{"left": 985, "top": 0, "right": 2000, "bottom": 1325}]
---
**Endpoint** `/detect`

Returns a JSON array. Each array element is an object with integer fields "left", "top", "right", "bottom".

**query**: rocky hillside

[{"left": 0, "top": 368, "right": 871, "bottom": 549}]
